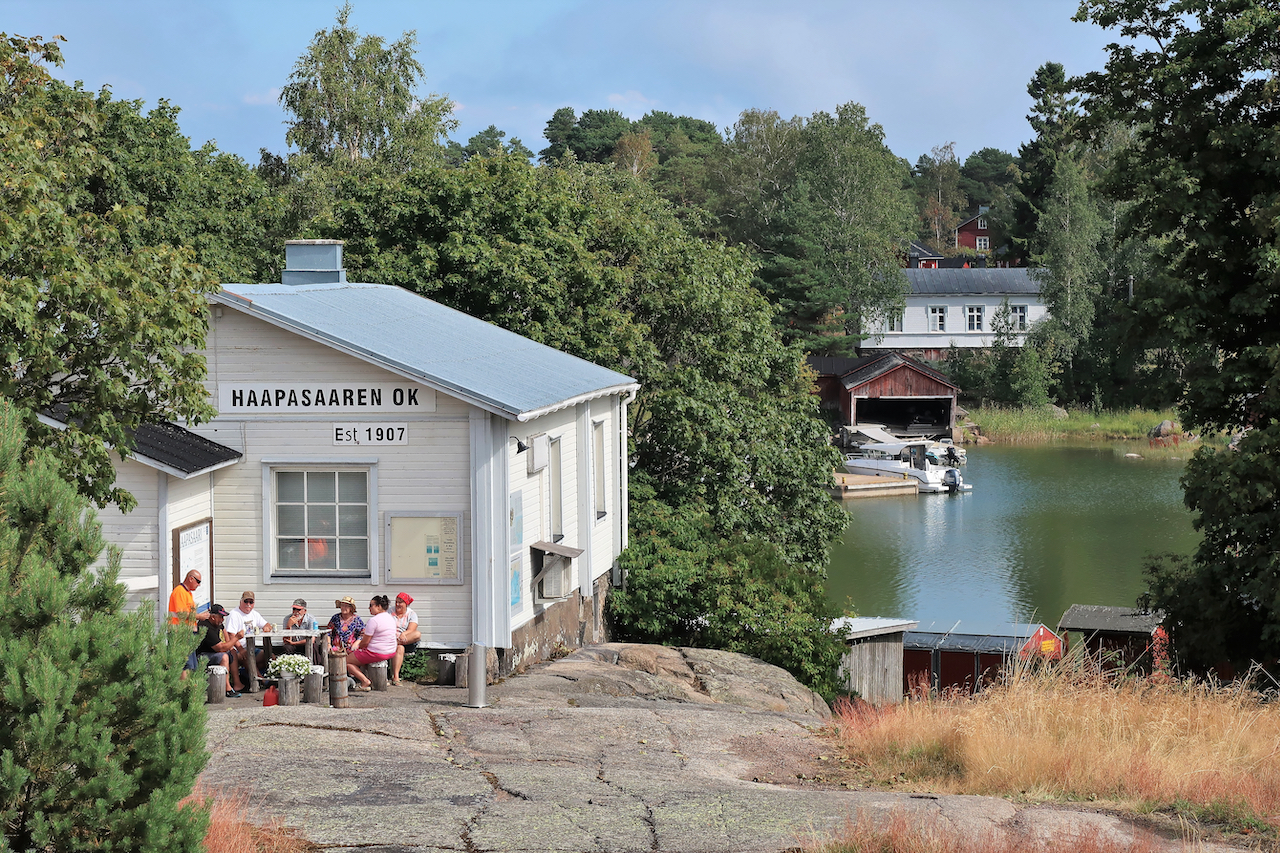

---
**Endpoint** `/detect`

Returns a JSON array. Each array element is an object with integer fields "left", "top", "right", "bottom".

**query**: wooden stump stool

[
  {"left": 278, "top": 674, "right": 300, "bottom": 706},
  {"left": 367, "top": 660, "right": 389, "bottom": 691},
  {"left": 327, "top": 650, "right": 348, "bottom": 708},
  {"left": 303, "top": 666, "right": 324, "bottom": 704},
  {"left": 207, "top": 665, "right": 227, "bottom": 705}
]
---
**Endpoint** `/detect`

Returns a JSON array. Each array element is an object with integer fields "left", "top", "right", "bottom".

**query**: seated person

[
  {"left": 390, "top": 592, "right": 420, "bottom": 686},
  {"left": 183, "top": 604, "right": 245, "bottom": 696},
  {"left": 347, "top": 595, "right": 397, "bottom": 691},
  {"left": 281, "top": 598, "right": 321, "bottom": 664},
  {"left": 224, "top": 591, "right": 273, "bottom": 678}
]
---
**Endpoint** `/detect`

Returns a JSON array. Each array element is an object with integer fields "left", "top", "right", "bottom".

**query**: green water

[{"left": 826, "top": 443, "right": 1200, "bottom": 631}]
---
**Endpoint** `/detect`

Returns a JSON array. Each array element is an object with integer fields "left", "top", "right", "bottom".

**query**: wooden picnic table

[{"left": 242, "top": 628, "right": 328, "bottom": 693}]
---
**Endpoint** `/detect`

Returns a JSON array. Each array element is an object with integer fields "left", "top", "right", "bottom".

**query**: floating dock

[{"left": 830, "top": 471, "right": 918, "bottom": 498}]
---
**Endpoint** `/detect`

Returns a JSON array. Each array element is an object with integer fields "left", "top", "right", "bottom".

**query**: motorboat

[
  {"left": 843, "top": 440, "right": 972, "bottom": 493},
  {"left": 929, "top": 438, "right": 966, "bottom": 466}
]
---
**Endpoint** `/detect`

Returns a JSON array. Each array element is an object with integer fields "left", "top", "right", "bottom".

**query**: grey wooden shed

[{"left": 833, "top": 617, "right": 919, "bottom": 704}]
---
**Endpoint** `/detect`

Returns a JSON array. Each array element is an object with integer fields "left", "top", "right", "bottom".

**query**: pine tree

[{"left": 0, "top": 400, "right": 209, "bottom": 852}]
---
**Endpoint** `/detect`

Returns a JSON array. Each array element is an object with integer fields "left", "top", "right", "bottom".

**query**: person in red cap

[{"left": 391, "top": 592, "right": 420, "bottom": 685}]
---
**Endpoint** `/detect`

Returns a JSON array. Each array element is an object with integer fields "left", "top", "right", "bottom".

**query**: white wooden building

[
  {"left": 864, "top": 268, "right": 1049, "bottom": 361},
  {"left": 81, "top": 240, "right": 638, "bottom": 675}
]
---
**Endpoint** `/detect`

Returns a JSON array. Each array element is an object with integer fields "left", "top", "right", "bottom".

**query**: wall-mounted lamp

[{"left": 513, "top": 438, "right": 529, "bottom": 453}]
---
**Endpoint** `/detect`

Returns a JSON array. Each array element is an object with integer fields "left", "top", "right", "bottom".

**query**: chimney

[{"left": 282, "top": 239, "right": 347, "bottom": 285}]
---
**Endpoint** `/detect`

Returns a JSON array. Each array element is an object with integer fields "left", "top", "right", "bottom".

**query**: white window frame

[
  {"left": 261, "top": 459, "right": 379, "bottom": 585},
  {"left": 385, "top": 510, "right": 464, "bottom": 586},
  {"left": 548, "top": 435, "right": 564, "bottom": 542},
  {"left": 929, "top": 306, "right": 947, "bottom": 332},
  {"left": 887, "top": 313, "right": 904, "bottom": 333},
  {"left": 977, "top": 217, "right": 988, "bottom": 230},
  {"left": 1011, "top": 304, "right": 1029, "bottom": 331},
  {"left": 966, "top": 305, "right": 985, "bottom": 332},
  {"left": 592, "top": 419, "right": 607, "bottom": 522},
  {"left": 975, "top": 236, "right": 990, "bottom": 251}
]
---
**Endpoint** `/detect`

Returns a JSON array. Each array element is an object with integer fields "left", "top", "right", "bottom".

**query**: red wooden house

[
  {"left": 954, "top": 209, "right": 991, "bottom": 253},
  {"left": 808, "top": 352, "right": 959, "bottom": 438}
]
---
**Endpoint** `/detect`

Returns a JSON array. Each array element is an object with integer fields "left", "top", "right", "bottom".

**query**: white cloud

[
  {"left": 606, "top": 89, "right": 659, "bottom": 116},
  {"left": 242, "top": 87, "right": 281, "bottom": 106}
]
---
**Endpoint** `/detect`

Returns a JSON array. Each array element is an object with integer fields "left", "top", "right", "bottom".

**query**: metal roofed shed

[
  {"left": 833, "top": 617, "right": 919, "bottom": 704},
  {"left": 1058, "top": 605, "right": 1165, "bottom": 670},
  {"left": 904, "top": 621, "right": 1059, "bottom": 696}
]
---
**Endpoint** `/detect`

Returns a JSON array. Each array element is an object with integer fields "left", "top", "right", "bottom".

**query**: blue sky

[{"left": 7, "top": 1, "right": 1117, "bottom": 166}]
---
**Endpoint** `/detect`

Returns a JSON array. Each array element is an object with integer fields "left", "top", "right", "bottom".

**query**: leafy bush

[
  {"left": 609, "top": 481, "right": 846, "bottom": 697},
  {"left": 0, "top": 400, "right": 209, "bottom": 851}
]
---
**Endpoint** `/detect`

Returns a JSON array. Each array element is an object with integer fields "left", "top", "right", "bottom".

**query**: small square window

[
  {"left": 929, "top": 306, "right": 946, "bottom": 332},
  {"left": 977, "top": 217, "right": 988, "bottom": 230},
  {"left": 976, "top": 236, "right": 990, "bottom": 251},
  {"left": 1011, "top": 305, "right": 1028, "bottom": 331},
  {"left": 967, "top": 305, "right": 985, "bottom": 332},
  {"left": 887, "top": 313, "right": 904, "bottom": 333}
]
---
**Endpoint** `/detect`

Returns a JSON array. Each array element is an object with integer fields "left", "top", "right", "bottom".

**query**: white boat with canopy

[{"left": 843, "top": 440, "right": 971, "bottom": 493}]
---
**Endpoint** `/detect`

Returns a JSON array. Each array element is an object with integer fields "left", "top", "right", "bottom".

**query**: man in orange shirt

[{"left": 167, "top": 570, "right": 210, "bottom": 627}]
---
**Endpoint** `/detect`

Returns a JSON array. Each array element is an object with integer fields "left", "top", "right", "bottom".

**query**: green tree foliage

[
  {"left": 1003, "top": 62, "right": 1082, "bottom": 262},
  {"left": 71, "top": 91, "right": 286, "bottom": 284},
  {"left": 280, "top": 3, "right": 455, "bottom": 168},
  {"left": 0, "top": 34, "right": 217, "bottom": 509},
  {"left": 912, "top": 142, "right": 966, "bottom": 249},
  {"left": 0, "top": 399, "right": 209, "bottom": 852},
  {"left": 716, "top": 104, "right": 914, "bottom": 354},
  {"left": 958, "top": 147, "right": 1017, "bottom": 211},
  {"left": 1029, "top": 153, "right": 1104, "bottom": 374},
  {"left": 608, "top": 481, "right": 846, "bottom": 696},
  {"left": 538, "top": 107, "right": 633, "bottom": 163},
  {"left": 1075, "top": 0, "right": 1280, "bottom": 669},
  {"left": 444, "top": 124, "right": 533, "bottom": 166},
  {"left": 326, "top": 155, "right": 845, "bottom": 574}
]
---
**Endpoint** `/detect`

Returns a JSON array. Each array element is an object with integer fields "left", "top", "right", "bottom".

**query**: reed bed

[
  {"left": 827, "top": 661, "right": 1280, "bottom": 837},
  {"left": 183, "top": 785, "right": 315, "bottom": 853},
  {"left": 808, "top": 809, "right": 1176, "bottom": 853},
  {"left": 966, "top": 406, "right": 1184, "bottom": 444}
]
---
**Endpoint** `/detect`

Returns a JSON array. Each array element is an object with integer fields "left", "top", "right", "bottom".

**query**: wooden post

[
  {"left": 303, "top": 667, "right": 323, "bottom": 704},
  {"left": 207, "top": 665, "right": 226, "bottom": 705},
  {"left": 327, "top": 649, "right": 348, "bottom": 708},
  {"left": 278, "top": 674, "right": 300, "bottom": 706},
  {"left": 244, "top": 636, "right": 259, "bottom": 694},
  {"left": 367, "top": 660, "right": 388, "bottom": 691}
]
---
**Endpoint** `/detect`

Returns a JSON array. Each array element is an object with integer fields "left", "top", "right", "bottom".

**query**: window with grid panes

[{"left": 273, "top": 470, "right": 370, "bottom": 577}]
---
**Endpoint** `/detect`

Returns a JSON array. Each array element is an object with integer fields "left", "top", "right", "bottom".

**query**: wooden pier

[{"left": 830, "top": 471, "right": 918, "bottom": 498}]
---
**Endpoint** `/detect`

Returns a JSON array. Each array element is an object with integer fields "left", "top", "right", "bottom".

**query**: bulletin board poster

[
  {"left": 388, "top": 514, "right": 461, "bottom": 583},
  {"left": 172, "top": 518, "right": 213, "bottom": 613},
  {"left": 510, "top": 555, "right": 523, "bottom": 608}
]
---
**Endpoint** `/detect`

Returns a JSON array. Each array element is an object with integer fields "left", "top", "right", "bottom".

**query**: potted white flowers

[{"left": 267, "top": 654, "right": 312, "bottom": 679}]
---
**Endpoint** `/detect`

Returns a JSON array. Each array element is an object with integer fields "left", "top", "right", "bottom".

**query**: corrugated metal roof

[
  {"left": 1057, "top": 605, "right": 1163, "bottom": 635},
  {"left": 905, "top": 267, "right": 1040, "bottom": 296},
  {"left": 832, "top": 616, "right": 920, "bottom": 641},
  {"left": 905, "top": 621, "right": 1045, "bottom": 654},
  {"left": 214, "top": 283, "right": 638, "bottom": 422}
]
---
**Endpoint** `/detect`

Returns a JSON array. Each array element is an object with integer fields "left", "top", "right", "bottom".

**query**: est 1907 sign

[{"left": 333, "top": 423, "right": 408, "bottom": 445}]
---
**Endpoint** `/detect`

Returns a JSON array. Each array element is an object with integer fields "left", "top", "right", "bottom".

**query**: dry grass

[
  {"left": 826, "top": 660, "right": 1280, "bottom": 838},
  {"left": 808, "top": 809, "right": 1180, "bottom": 853},
  {"left": 183, "top": 785, "right": 316, "bottom": 853}
]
